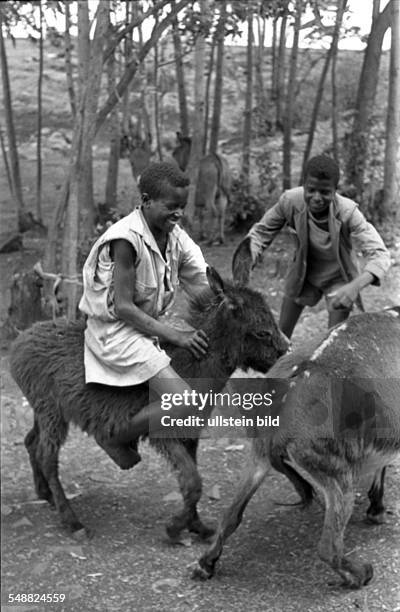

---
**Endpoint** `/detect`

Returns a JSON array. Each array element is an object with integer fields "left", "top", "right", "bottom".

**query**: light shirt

[{"left": 79, "top": 209, "right": 208, "bottom": 385}]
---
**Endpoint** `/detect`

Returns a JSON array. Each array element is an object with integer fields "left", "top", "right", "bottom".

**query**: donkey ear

[{"left": 207, "top": 267, "right": 225, "bottom": 297}]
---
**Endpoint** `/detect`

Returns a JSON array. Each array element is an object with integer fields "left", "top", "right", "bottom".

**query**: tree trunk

[
  {"left": 105, "top": 18, "right": 120, "bottom": 209},
  {"left": 122, "top": 0, "right": 133, "bottom": 135},
  {"left": 271, "top": 15, "right": 278, "bottom": 100},
  {"left": 254, "top": 12, "right": 267, "bottom": 118},
  {"left": 209, "top": 0, "right": 226, "bottom": 155},
  {"left": 185, "top": 0, "right": 208, "bottom": 229},
  {"left": 95, "top": 0, "right": 188, "bottom": 135},
  {"left": 276, "top": 1, "right": 289, "bottom": 129},
  {"left": 345, "top": 0, "right": 392, "bottom": 194},
  {"left": 301, "top": 0, "right": 347, "bottom": 182},
  {"left": 282, "top": 0, "right": 301, "bottom": 190},
  {"left": 77, "top": 0, "right": 90, "bottom": 100},
  {"left": 36, "top": 0, "right": 44, "bottom": 223},
  {"left": 172, "top": 3, "right": 189, "bottom": 137},
  {"left": 382, "top": 0, "right": 400, "bottom": 219},
  {"left": 153, "top": 12, "right": 163, "bottom": 161},
  {"left": 64, "top": 0, "right": 76, "bottom": 118},
  {"left": 241, "top": 8, "right": 254, "bottom": 192},
  {"left": 204, "top": 31, "right": 216, "bottom": 154},
  {"left": 0, "top": 6, "right": 26, "bottom": 223}
]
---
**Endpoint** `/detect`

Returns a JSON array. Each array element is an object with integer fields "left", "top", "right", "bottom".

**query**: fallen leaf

[
  {"left": 162, "top": 491, "right": 182, "bottom": 502},
  {"left": 224, "top": 444, "right": 245, "bottom": 452},
  {"left": 151, "top": 578, "right": 181, "bottom": 593},
  {"left": 12, "top": 516, "right": 33, "bottom": 528},
  {"left": 48, "top": 544, "right": 85, "bottom": 557},
  {"left": 70, "top": 551, "right": 87, "bottom": 560},
  {"left": 87, "top": 573, "right": 103, "bottom": 578},
  {"left": 207, "top": 484, "right": 221, "bottom": 500}
]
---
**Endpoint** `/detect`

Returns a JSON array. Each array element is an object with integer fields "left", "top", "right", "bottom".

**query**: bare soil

[{"left": 1, "top": 229, "right": 400, "bottom": 612}]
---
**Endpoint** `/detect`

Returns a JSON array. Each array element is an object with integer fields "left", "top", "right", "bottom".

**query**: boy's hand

[
  {"left": 174, "top": 329, "right": 209, "bottom": 359},
  {"left": 327, "top": 281, "right": 359, "bottom": 310}
]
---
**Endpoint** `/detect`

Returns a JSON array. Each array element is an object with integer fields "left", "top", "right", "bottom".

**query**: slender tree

[
  {"left": 172, "top": 2, "right": 189, "bottom": 137},
  {"left": 241, "top": 5, "right": 254, "bottom": 191},
  {"left": 36, "top": 0, "right": 44, "bottom": 223},
  {"left": 203, "top": 29, "right": 216, "bottom": 154},
  {"left": 345, "top": 0, "right": 392, "bottom": 195},
  {"left": 105, "top": 12, "right": 120, "bottom": 209},
  {"left": 185, "top": 0, "right": 209, "bottom": 228},
  {"left": 275, "top": 0, "right": 289, "bottom": 129},
  {"left": 382, "top": 0, "right": 400, "bottom": 219},
  {"left": 209, "top": 0, "right": 227, "bottom": 155},
  {"left": 282, "top": 0, "right": 301, "bottom": 189},
  {"left": 0, "top": 5, "right": 27, "bottom": 230},
  {"left": 64, "top": 0, "right": 76, "bottom": 118},
  {"left": 301, "top": 0, "right": 348, "bottom": 181}
]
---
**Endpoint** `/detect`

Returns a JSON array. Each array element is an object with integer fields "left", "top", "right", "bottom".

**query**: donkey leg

[
  {"left": 318, "top": 476, "right": 373, "bottom": 588},
  {"left": 180, "top": 438, "right": 212, "bottom": 538},
  {"left": 36, "top": 414, "right": 87, "bottom": 537},
  {"left": 25, "top": 418, "right": 54, "bottom": 505},
  {"left": 192, "top": 454, "right": 270, "bottom": 580},
  {"left": 155, "top": 438, "right": 213, "bottom": 541},
  {"left": 366, "top": 467, "right": 386, "bottom": 524}
]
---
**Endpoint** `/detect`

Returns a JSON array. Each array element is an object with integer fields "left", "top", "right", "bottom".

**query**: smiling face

[
  {"left": 143, "top": 183, "right": 188, "bottom": 236},
  {"left": 303, "top": 175, "right": 336, "bottom": 218}
]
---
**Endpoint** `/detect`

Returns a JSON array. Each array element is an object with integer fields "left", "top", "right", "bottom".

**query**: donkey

[
  {"left": 172, "top": 132, "right": 231, "bottom": 245},
  {"left": 193, "top": 307, "right": 400, "bottom": 588},
  {"left": 9, "top": 268, "right": 288, "bottom": 541}
]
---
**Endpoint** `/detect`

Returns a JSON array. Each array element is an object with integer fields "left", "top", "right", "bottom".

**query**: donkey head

[{"left": 189, "top": 267, "right": 289, "bottom": 374}]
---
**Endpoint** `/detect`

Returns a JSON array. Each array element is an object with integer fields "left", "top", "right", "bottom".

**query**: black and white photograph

[{"left": 1, "top": 0, "right": 399, "bottom": 610}]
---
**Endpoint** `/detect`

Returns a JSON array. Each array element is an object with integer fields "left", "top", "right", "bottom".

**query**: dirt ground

[{"left": 1, "top": 224, "right": 400, "bottom": 612}]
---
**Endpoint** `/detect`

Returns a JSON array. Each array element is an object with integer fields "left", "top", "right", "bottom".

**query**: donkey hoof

[
  {"left": 340, "top": 559, "right": 373, "bottom": 588},
  {"left": 191, "top": 561, "right": 213, "bottom": 581},
  {"left": 366, "top": 510, "right": 386, "bottom": 525}
]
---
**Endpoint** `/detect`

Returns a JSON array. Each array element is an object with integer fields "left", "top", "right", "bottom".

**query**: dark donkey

[
  {"left": 194, "top": 307, "right": 400, "bottom": 588},
  {"left": 9, "top": 268, "right": 288, "bottom": 541},
  {"left": 172, "top": 132, "right": 231, "bottom": 245}
]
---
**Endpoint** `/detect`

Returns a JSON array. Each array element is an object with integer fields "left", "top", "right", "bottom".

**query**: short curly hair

[
  {"left": 139, "top": 162, "right": 189, "bottom": 199},
  {"left": 304, "top": 155, "right": 340, "bottom": 188}
]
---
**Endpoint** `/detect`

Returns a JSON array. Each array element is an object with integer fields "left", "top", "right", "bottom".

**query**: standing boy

[{"left": 233, "top": 155, "right": 391, "bottom": 338}]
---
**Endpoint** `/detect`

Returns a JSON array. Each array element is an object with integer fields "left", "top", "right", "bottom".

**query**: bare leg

[
  {"left": 108, "top": 366, "right": 201, "bottom": 445},
  {"left": 318, "top": 476, "right": 373, "bottom": 588},
  {"left": 192, "top": 453, "right": 270, "bottom": 579},
  {"left": 366, "top": 467, "right": 386, "bottom": 524}
]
